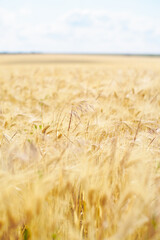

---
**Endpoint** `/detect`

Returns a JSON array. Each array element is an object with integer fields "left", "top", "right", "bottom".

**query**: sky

[{"left": 0, "top": 0, "right": 160, "bottom": 54}]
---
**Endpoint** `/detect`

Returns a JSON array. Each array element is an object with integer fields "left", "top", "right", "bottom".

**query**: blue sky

[{"left": 0, "top": 0, "right": 160, "bottom": 53}]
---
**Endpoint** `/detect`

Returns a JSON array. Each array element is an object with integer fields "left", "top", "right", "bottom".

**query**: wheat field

[{"left": 0, "top": 54, "right": 160, "bottom": 240}]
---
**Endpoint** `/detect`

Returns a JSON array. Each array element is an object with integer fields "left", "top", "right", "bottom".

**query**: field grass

[{"left": 0, "top": 54, "right": 160, "bottom": 240}]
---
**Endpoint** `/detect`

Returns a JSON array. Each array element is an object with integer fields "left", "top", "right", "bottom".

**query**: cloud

[
  {"left": 64, "top": 10, "right": 93, "bottom": 27},
  {"left": 0, "top": 8, "right": 160, "bottom": 53}
]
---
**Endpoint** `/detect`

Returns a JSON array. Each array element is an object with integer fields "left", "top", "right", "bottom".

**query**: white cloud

[
  {"left": 0, "top": 7, "right": 16, "bottom": 26},
  {"left": 18, "top": 8, "right": 32, "bottom": 17},
  {"left": 0, "top": 8, "right": 160, "bottom": 53}
]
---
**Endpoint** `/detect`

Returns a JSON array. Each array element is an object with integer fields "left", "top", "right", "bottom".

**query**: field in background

[{"left": 0, "top": 55, "right": 160, "bottom": 239}]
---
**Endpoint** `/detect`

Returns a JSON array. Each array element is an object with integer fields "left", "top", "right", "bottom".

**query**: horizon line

[{"left": 0, "top": 52, "right": 160, "bottom": 57}]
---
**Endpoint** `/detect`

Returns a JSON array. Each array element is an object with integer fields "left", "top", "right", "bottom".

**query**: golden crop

[{"left": 0, "top": 54, "right": 160, "bottom": 239}]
